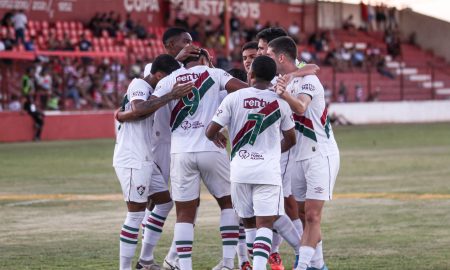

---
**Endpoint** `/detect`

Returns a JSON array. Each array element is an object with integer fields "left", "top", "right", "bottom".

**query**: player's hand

[
  {"left": 275, "top": 75, "right": 288, "bottom": 96},
  {"left": 114, "top": 109, "right": 122, "bottom": 122},
  {"left": 212, "top": 132, "right": 227, "bottom": 149},
  {"left": 285, "top": 64, "right": 320, "bottom": 83},
  {"left": 175, "top": 45, "right": 201, "bottom": 62},
  {"left": 171, "top": 82, "right": 194, "bottom": 99}
]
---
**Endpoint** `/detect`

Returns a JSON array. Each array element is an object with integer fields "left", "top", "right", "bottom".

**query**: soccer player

[
  {"left": 242, "top": 41, "right": 258, "bottom": 74},
  {"left": 113, "top": 54, "right": 193, "bottom": 270},
  {"left": 267, "top": 36, "right": 340, "bottom": 270},
  {"left": 151, "top": 49, "right": 247, "bottom": 270},
  {"left": 205, "top": 55, "right": 296, "bottom": 270}
]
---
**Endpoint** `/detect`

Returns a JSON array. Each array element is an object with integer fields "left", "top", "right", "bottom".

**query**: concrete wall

[
  {"left": 399, "top": 9, "right": 450, "bottom": 63},
  {"left": 0, "top": 111, "right": 115, "bottom": 142},
  {"left": 329, "top": 100, "right": 450, "bottom": 124}
]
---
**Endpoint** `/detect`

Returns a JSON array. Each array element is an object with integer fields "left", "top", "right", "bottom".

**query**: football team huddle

[{"left": 113, "top": 26, "right": 340, "bottom": 270}]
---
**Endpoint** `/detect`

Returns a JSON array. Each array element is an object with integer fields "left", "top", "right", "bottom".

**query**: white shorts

[
  {"left": 170, "top": 152, "right": 231, "bottom": 202},
  {"left": 231, "top": 182, "right": 285, "bottom": 218},
  {"left": 291, "top": 153, "right": 340, "bottom": 202},
  {"left": 280, "top": 150, "right": 294, "bottom": 197},
  {"left": 115, "top": 162, "right": 169, "bottom": 203},
  {"left": 153, "top": 143, "right": 171, "bottom": 184}
]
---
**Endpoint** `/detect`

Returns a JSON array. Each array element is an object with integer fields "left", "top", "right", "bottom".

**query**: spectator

[
  {"left": 8, "top": 94, "right": 22, "bottom": 111},
  {"left": 351, "top": 49, "right": 365, "bottom": 68},
  {"left": 367, "top": 87, "right": 381, "bottom": 102},
  {"left": 36, "top": 67, "right": 52, "bottom": 109},
  {"left": 288, "top": 21, "right": 300, "bottom": 43},
  {"left": 376, "top": 4, "right": 387, "bottom": 31},
  {"left": 1, "top": 10, "right": 14, "bottom": 27},
  {"left": 22, "top": 67, "right": 35, "bottom": 99},
  {"left": 338, "top": 81, "right": 348, "bottom": 102},
  {"left": 0, "top": 39, "right": 5, "bottom": 51},
  {"left": 124, "top": 13, "right": 134, "bottom": 33},
  {"left": 62, "top": 33, "right": 74, "bottom": 51},
  {"left": 64, "top": 59, "right": 81, "bottom": 109},
  {"left": 355, "top": 84, "right": 364, "bottom": 102},
  {"left": 134, "top": 20, "right": 147, "bottom": 39},
  {"left": 376, "top": 58, "right": 395, "bottom": 79},
  {"left": 324, "top": 84, "right": 333, "bottom": 105},
  {"left": 12, "top": 9, "right": 27, "bottom": 44},
  {"left": 23, "top": 95, "right": 45, "bottom": 141},
  {"left": 79, "top": 33, "right": 92, "bottom": 64},
  {"left": 343, "top": 15, "right": 355, "bottom": 31},
  {"left": 24, "top": 37, "right": 36, "bottom": 51}
]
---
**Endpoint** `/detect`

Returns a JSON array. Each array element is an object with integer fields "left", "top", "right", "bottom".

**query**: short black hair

[
  {"left": 151, "top": 54, "right": 180, "bottom": 75},
  {"left": 183, "top": 48, "right": 210, "bottom": 66},
  {"left": 268, "top": 36, "right": 298, "bottom": 60},
  {"left": 251, "top": 56, "right": 276, "bottom": 82},
  {"left": 256, "top": 27, "right": 288, "bottom": 43},
  {"left": 242, "top": 41, "right": 258, "bottom": 53},
  {"left": 227, "top": 68, "right": 247, "bottom": 82},
  {"left": 162, "top": 27, "right": 187, "bottom": 46}
]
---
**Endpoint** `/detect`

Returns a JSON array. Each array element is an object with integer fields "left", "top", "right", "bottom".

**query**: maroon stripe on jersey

[
  {"left": 320, "top": 107, "right": 328, "bottom": 126},
  {"left": 232, "top": 100, "right": 280, "bottom": 146},
  {"left": 121, "top": 230, "right": 138, "bottom": 239},
  {"left": 253, "top": 242, "right": 271, "bottom": 253},
  {"left": 194, "top": 70, "right": 210, "bottom": 89},
  {"left": 293, "top": 114, "right": 314, "bottom": 130}
]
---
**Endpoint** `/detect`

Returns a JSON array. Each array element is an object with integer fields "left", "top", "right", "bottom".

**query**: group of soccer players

[{"left": 113, "top": 25, "right": 340, "bottom": 270}]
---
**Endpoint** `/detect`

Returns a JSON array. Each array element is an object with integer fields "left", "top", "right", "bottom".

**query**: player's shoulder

[{"left": 128, "top": 78, "right": 150, "bottom": 91}]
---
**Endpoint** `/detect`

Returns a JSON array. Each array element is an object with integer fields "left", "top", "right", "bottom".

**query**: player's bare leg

[
  {"left": 120, "top": 202, "right": 147, "bottom": 270},
  {"left": 137, "top": 191, "right": 173, "bottom": 269},
  {"left": 296, "top": 200, "right": 325, "bottom": 270}
]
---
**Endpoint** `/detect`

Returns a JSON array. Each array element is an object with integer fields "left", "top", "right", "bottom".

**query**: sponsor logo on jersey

[
  {"left": 131, "top": 91, "right": 145, "bottom": 97},
  {"left": 243, "top": 97, "right": 269, "bottom": 109},
  {"left": 176, "top": 73, "right": 201, "bottom": 83},
  {"left": 239, "top": 150, "right": 250, "bottom": 159},
  {"left": 302, "top": 83, "right": 315, "bottom": 92},
  {"left": 181, "top": 120, "right": 192, "bottom": 130},
  {"left": 238, "top": 149, "right": 264, "bottom": 160},
  {"left": 137, "top": 185, "right": 146, "bottom": 196},
  {"left": 180, "top": 120, "right": 204, "bottom": 130}
]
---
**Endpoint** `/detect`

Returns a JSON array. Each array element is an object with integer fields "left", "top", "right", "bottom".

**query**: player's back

[
  {"left": 153, "top": 65, "right": 233, "bottom": 154},
  {"left": 218, "top": 87, "right": 294, "bottom": 185}
]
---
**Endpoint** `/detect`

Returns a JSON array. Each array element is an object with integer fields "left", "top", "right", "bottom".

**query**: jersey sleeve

[
  {"left": 279, "top": 100, "right": 295, "bottom": 131},
  {"left": 211, "top": 94, "right": 233, "bottom": 127},
  {"left": 295, "top": 75, "right": 322, "bottom": 99},
  {"left": 152, "top": 76, "right": 172, "bottom": 98},
  {"left": 128, "top": 79, "right": 150, "bottom": 102},
  {"left": 214, "top": 68, "right": 234, "bottom": 90}
]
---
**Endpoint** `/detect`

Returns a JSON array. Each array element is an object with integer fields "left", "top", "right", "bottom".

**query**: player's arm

[
  {"left": 285, "top": 64, "right": 320, "bottom": 82},
  {"left": 132, "top": 82, "right": 194, "bottom": 118},
  {"left": 205, "top": 121, "right": 227, "bottom": 149},
  {"left": 224, "top": 78, "right": 248, "bottom": 93},
  {"left": 281, "top": 128, "right": 296, "bottom": 153},
  {"left": 276, "top": 75, "right": 311, "bottom": 115}
]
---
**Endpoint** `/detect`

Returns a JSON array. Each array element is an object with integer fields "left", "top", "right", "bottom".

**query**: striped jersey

[
  {"left": 152, "top": 65, "right": 233, "bottom": 154},
  {"left": 288, "top": 75, "right": 339, "bottom": 161},
  {"left": 212, "top": 87, "right": 295, "bottom": 185}
]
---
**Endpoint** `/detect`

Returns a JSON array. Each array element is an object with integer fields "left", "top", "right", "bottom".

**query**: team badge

[
  {"left": 136, "top": 185, "right": 146, "bottom": 196},
  {"left": 238, "top": 150, "right": 250, "bottom": 159}
]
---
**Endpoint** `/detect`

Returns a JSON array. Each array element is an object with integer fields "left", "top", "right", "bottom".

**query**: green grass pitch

[{"left": 0, "top": 123, "right": 450, "bottom": 269}]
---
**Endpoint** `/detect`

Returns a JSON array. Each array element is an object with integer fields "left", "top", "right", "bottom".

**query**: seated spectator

[
  {"left": 355, "top": 84, "right": 364, "bottom": 102},
  {"left": 134, "top": 20, "right": 147, "bottom": 39},
  {"left": 24, "top": 37, "right": 36, "bottom": 51},
  {"left": 343, "top": 15, "right": 356, "bottom": 31},
  {"left": 376, "top": 58, "right": 395, "bottom": 79},
  {"left": 351, "top": 49, "right": 365, "bottom": 68},
  {"left": 338, "top": 81, "right": 348, "bottom": 102},
  {"left": 8, "top": 94, "right": 22, "bottom": 111}
]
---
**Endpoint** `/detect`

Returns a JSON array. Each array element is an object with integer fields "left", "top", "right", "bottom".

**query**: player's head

[
  {"left": 227, "top": 68, "right": 247, "bottom": 83},
  {"left": 182, "top": 48, "right": 211, "bottom": 67},
  {"left": 241, "top": 41, "right": 258, "bottom": 73},
  {"left": 267, "top": 36, "right": 297, "bottom": 74},
  {"left": 162, "top": 27, "right": 193, "bottom": 57},
  {"left": 148, "top": 54, "right": 180, "bottom": 88},
  {"left": 256, "top": 27, "right": 287, "bottom": 56},
  {"left": 249, "top": 55, "right": 277, "bottom": 85}
]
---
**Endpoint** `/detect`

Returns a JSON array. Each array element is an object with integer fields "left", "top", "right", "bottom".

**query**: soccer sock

[
  {"left": 296, "top": 246, "right": 315, "bottom": 270},
  {"left": 271, "top": 230, "right": 283, "bottom": 253},
  {"left": 273, "top": 215, "right": 301, "bottom": 254},
  {"left": 120, "top": 211, "right": 145, "bottom": 270},
  {"left": 141, "top": 208, "right": 151, "bottom": 238},
  {"left": 140, "top": 201, "right": 173, "bottom": 263},
  {"left": 245, "top": 228, "right": 257, "bottom": 260},
  {"left": 220, "top": 209, "right": 240, "bottom": 269},
  {"left": 175, "top": 222, "right": 194, "bottom": 270},
  {"left": 253, "top": 227, "right": 273, "bottom": 269},
  {"left": 292, "top": 218, "right": 304, "bottom": 238},
  {"left": 237, "top": 222, "right": 249, "bottom": 265},
  {"left": 310, "top": 241, "right": 325, "bottom": 269},
  {"left": 167, "top": 238, "right": 178, "bottom": 261}
]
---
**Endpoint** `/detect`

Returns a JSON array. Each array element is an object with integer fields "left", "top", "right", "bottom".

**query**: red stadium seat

[
  {"left": 62, "top": 21, "right": 69, "bottom": 30},
  {"left": 69, "top": 21, "right": 77, "bottom": 30},
  {"left": 56, "top": 21, "right": 62, "bottom": 30},
  {"left": 42, "top": 21, "right": 49, "bottom": 29}
]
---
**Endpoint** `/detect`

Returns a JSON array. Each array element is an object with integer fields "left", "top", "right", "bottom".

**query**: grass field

[{"left": 1, "top": 123, "right": 450, "bottom": 270}]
